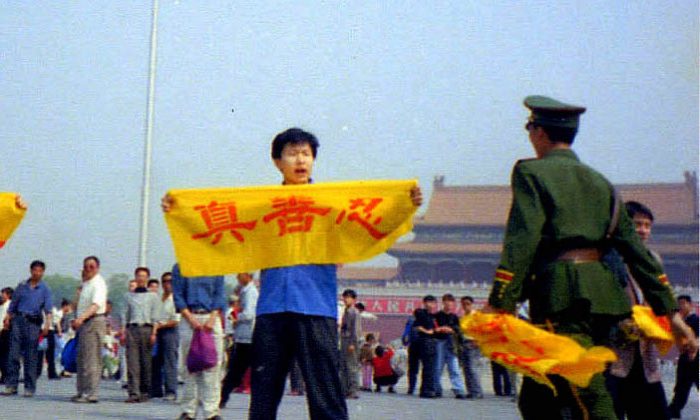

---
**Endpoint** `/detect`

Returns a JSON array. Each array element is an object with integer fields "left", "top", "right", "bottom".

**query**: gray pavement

[{"left": 0, "top": 367, "right": 697, "bottom": 419}]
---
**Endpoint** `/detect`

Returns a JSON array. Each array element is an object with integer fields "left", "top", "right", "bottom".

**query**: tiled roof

[
  {"left": 337, "top": 266, "right": 398, "bottom": 280},
  {"left": 419, "top": 179, "right": 697, "bottom": 226},
  {"left": 389, "top": 242, "right": 696, "bottom": 256},
  {"left": 389, "top": 243, "right": 502, "bottom": 254}
]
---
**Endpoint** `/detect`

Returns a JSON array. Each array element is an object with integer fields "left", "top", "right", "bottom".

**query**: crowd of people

[
  {"left": 0, "top": 257, "right": 695, "bottom": 420},
  {"left": 0, "top": 113, "right": 698, "bottom": 420}
]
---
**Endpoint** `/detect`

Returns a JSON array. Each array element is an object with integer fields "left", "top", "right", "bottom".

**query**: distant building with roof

[
  {"left": 338, "top": 172, "right": 698, "bottom": 343},
  {"left": 388, "top": 172, "right": 699, "bottom": 288}
]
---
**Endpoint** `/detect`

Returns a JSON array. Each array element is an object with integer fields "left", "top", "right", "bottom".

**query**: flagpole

[{"left": 139, "top": 0, "right": 159, "bottom": 267}]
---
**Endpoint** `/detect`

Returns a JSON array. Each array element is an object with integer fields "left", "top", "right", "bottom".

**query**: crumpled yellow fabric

[
  {"left": 461, "top": 312, "right": 617, "bottom": 392},
  {"left": 632, "top": 305, "right": 673, "bottom": 355},
  {"left": 0, "top": 192, "right": 26, "bottom": 250}
]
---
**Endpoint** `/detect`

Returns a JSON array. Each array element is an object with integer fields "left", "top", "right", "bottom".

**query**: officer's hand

[
  {"left": 410, "top": 186, "right": 423, "bottom": 207},
  {"left": 15, "top": 194, "right": 27, "bottom": 210},
  {"left": 161, "top": 194, "right": 174, "bottom": 213},
  {"left": 670, "top": 312, "right": 697, "bottom": 354}
]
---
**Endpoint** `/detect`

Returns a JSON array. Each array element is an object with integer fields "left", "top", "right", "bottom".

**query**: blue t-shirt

[
  {"left": 8, "top": 279, "right": 53, "bottom": 317},
  {"left": 171, "top": 264, "right": 227, "bottom": 314},
  {"left": 256, "top": 264, "right": 338, "bottom": 318}
]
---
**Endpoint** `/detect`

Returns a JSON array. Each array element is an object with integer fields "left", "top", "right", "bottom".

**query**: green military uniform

[{"left": 488, "top": 96, "right": 677, "bottom": 420}]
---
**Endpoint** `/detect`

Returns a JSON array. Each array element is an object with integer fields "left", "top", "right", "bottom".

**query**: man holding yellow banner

[
  {"left": 162, "top": 127, "right": 422, "bottom": 420},
  {"left": 484, "top": 96, "right": 697, "bottom": 420},
  {"left": 0, "top": 193, "right": 27, "bottom": 249}
]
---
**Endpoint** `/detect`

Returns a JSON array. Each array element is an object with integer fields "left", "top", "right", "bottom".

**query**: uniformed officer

[{"left": 485, "top": 96, "right": 697, "bottom": 420}]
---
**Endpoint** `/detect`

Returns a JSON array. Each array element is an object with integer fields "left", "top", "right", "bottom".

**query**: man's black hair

[
  {"left": 625, "top": 201, "right": 654, "bottom": 222},
  {"left": 540, "top": 125, "right": 578, "bottom": 145},
  {"left": 423, "top": 295, "right": 437, "bottom": 303},
  {"left": 678, "top": 295, "right": 692, "bottom": 304},
  {"left": 271, "top": 127, "right": 319, "bottom": 159},
  {"left": 84, "top": 255, "right": 100, "bottom": 266},
  {"left": 161, "top": 272, "right": 173, "bottom": 281},
  {"left": 30, "top": 260, "right": 46, "bottom": 270},
  {"left": 355, "top": 302, "right": 365, "bottom": 311},
  {"left": 442, "top": 293, "right": 456, "bottom": 302},
  {"left": 1, "top": 287, "right": 13, "bottom": 299},
  {"left": 148, "top": 279, "right": 159, "bottom": 287},
  {"left": 365, "top": 333, "right": 375, "bottom": 342},
  {"left": 61, "top": 298, "right": 71, "bottom": 307},
  {"left": 461, "top": 296, "right": 474, "bottom": 303},
  {"left": 342, "top": 289, "right": 357, "bottom": 299},
  {"left": 135, "top": 266, "right": 151, "bottom": 276}
]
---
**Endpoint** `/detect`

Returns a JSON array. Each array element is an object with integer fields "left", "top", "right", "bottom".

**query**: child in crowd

[
  {"left": 101, "top": 325, "right": 119, "bottom": 379},
  {"left": 372, "top": 345, "right": 399, "bottom": 393},
  {"left": 359, "top": 333, "right": 376, "bottom": 391}
]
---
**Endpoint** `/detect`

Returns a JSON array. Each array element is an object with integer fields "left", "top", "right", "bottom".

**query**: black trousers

[
  {"left": 668, "top": 353, "right": 699, "bottom": 417},
  {"left": 46, "top": 331, "right": 58, "bottom": 379},
  {"left": 249, "top": 313, "right": 348, "bottom": 420},
  {"left": 221, "top": 342, "right": 252, "bottom": 405},
  {"left": 374, "top": 373, "right": 399, "bottom": 388},
  {"left": 418, "top": 337, "right": 437, "bottom": 397},
  {"left": 407, "top": 343, "right": 421, "bottom": 393},
  {"left": 0, "top": 330, "right": 10, "bottom": 382}
]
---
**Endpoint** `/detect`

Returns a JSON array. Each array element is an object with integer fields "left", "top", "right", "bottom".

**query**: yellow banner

[
  {"left": 0, "top": 193, "right": 26, "bottom": 250},
  {"left": 632, "top": 305, "right": 673, "bottom": 355},
  {"left": 164, "top": 180, "right": 418, "bottom": 276},
  {"left": 461, "top": 312, "right": 617, "bottom": 392}
]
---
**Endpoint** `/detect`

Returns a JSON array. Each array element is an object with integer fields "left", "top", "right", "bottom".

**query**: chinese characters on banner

[
  {"left": 0, "top": 193, "right": 26, "bottom": 250},
  {"left": 164, "top": 180, "right": 418, "bottom": 276}
]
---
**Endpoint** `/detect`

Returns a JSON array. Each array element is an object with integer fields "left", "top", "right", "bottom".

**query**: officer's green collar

[{"left": 543, "top": 148, "right": 578, "bottom": 160}]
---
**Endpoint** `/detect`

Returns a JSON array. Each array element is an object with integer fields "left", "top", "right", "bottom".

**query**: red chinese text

[
  {"left": 263, "top": 196, "right": 331, "bottom": 236},
  {"left": 335, "top": 197, "right": 388, "bottom": 240},
  {"left": 191, "top": 201, "right": 257, "bottom": 244}
]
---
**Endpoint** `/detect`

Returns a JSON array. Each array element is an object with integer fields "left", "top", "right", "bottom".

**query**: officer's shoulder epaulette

[{"left": 514, "top": 158, "right": 538, "bottom": 170}]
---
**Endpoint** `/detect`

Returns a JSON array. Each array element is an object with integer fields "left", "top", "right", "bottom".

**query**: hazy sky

[{"left": 1, "top": 1, "right": 698, "bottom": 286}]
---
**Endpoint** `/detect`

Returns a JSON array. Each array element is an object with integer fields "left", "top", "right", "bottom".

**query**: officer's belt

[{"left": 556, "top": 248, "right": 602, "bottom": 263}]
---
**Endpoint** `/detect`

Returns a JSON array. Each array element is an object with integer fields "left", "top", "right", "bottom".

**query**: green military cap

[{"left": 524, "top": 95, "right": 586, "bottom": 129}]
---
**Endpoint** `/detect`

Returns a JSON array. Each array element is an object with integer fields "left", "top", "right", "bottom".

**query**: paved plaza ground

[{"left": 1, "top": 366, "right": 696, "bottom": 419}]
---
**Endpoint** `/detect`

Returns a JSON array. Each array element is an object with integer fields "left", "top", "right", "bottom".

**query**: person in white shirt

[
  {"left": 70, "top": 256, "right": 108, "bottom": 404},
  {"left": 151, "top": 272, "right": 181, "bottom": 401}
]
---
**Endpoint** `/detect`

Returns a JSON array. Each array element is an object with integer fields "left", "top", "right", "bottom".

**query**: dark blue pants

[
  {"left": 151, "top": 326, "right": 179, "bottom": 398},
  {"left": 7, "top": 315, "right": 41, "bottom": 392},
  {"left": 491, "top": 361, "right": 512, "bottom": 396},
  {"left": 249, "top": 313, "right": 348, "bottom": 420},
  {"left": 668, "top": 353, "right": 699, "bottom": 417}
]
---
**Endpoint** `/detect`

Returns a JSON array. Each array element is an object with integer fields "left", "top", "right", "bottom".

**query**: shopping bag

[
  {"left": 61, "top": 335, "right": 79, "bottom": 373},
  {"left": 37, "top": 335, "right": 48, "bottom": 352},
  {"left": 186, "top": 329, "right": 217, "bottom": 373}
]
